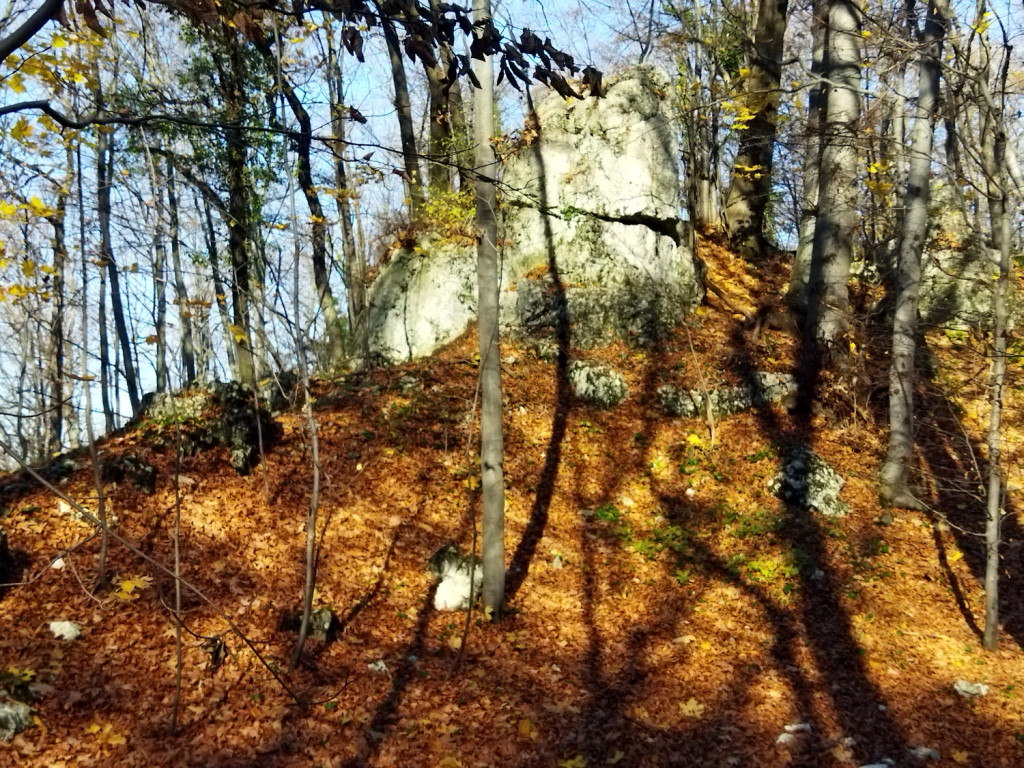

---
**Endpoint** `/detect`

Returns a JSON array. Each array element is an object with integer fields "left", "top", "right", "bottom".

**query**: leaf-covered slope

[{"left": 0, "top": 238, "right": 1022, "bottom": 767}]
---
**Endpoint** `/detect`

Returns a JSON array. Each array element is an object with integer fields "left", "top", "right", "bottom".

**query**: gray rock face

[
  {"left": 919, "top": 241, "right": 1019, "bottom": 329},
  {"left": 768, "top": 446, "right": 849, "bottom": 517},
  {"left": 502, "top": 64, "right": 701, "bottom": 348},
  {"left": 366, "top": 65, "right": 702, "bottom": 363},
  {"left": 367, "top": 243, "right": 478, "bottom": 364},
  {"left": 568, "top": 361, "right": 628, "bottom": 408},
  {"left": 658, "top": 372, "right": 796, "bottom": 418},
  {"left": 911, "top": 184, "right": 1019, "bottom": 329}
]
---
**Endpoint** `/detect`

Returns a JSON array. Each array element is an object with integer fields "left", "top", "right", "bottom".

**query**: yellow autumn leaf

[
  {"left": 11, "top": 117, "right": 33, "bottom": 142},
  {"left": 85, "top": 723, "right": 101, "bottom": 734},
  {"left": 227, "top": 323, "right": 248, "bottom": 343},
  {"left": 27, "top": 196, "right": 55, "bottom": 216},
  {"left": 559, "top": 757, "right": 587, "bottom": 768},
  {"left": 953, "top": 750, "right": 968, "bottom": 764},
  {"left": 0, "top": 201, "right": 17, "bottom": 217},
  {"left": 679, "top": 697, "right": 705, "bottom": 718},
  {"left": 5, "top": 73, "right": 26, "bottom": 93},
  {"left": 950, "top": 550, "right": 963, "bottom": 562},
  {"left": 686, "top": 434, "right": 702, "bottom": 447},
  {"left": 21, "top": 260, "right": 36, "bottom": 278},
  {"left": 436, "top": 758, "right": 462, "bottom": 768},
  {"left": 52, "top": 34, "right": 68, "bottom": 48},
  {"left": 518, "top": 718, "right": 538, "bottom": 739}
]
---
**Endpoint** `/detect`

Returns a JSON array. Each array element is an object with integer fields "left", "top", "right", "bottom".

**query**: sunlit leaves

[
  {"left": 85, "top": 721, "right": 127, "bottom": 747},
  {"left": 111, "top": 574, "right": 154, "bottom": 601}
]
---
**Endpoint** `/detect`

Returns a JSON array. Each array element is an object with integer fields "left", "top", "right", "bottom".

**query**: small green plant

[
  {"left": 730, "top": 508, "right": 784, "bottom": 539},
  {"left": 594, "top": 503, "right": 632, "bottom": 541},
  {"left": 674, "top": 568, "right": 692, "bottom": 586},
  {"left": 631, "top": 538, "right": 661, "bottom": 560}
]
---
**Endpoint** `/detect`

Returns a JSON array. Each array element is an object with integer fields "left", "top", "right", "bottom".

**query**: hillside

[{"left": 1, "top": 238, "right": 1023, "bottom": 768}]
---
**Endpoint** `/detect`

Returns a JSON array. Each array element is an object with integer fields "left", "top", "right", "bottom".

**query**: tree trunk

[
  {"left": 46, "top": 177, "right": 68, "bottom": 457},
  {"left": 423, "top": 0, "right": 468, "bottom": 193},
  {"left": 879, "top": 0, "right": 945, "bottom": 509},
  {"left": 724, "top": 0, "right": 791, "bottom": 257},
  {"left": 473, "top": 0, "right": 505, "bottom": 621},
  {"left": 97, "top": 126, "right": 141, "bottom": 414},
  {"left": 274, "top": 67, "right": 347, "bottom": 367},
  {"left": 976, "top": 7, "right": 1011, "bottom": 650},
  {"left": 326, "top": 24, "right": 369, "bottom": 364},
  {"left": 201, "top": 195, "right": 240, "bottom": 381},
  {"left": 166, "top": 161, "right": 197, "bottom": 384},
  {"left": 806, "top": 0, "right": 861, "bottom": 346},
  {"left": 98, "top": 260, "right": 114, "bottom": 432},
  {"left": 380, "top": 14, "right": 424, "bottom": 214},
  {"left": 789, "top": 0, "right": 827, "bottom": 309},
  {"left": 218, "top": 32, "right": 256, "bottom": 387},
  {"left": 153, "top": 183, "right": 169, "bottom": 394}
]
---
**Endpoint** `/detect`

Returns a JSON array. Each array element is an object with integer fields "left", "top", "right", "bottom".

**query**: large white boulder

[{"left": 366, "top": 65, "right": 702, "bottom": 363}]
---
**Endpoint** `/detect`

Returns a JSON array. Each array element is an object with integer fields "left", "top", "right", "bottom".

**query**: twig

[{"left": 685, "top": 324, "right": 716, "bottom": 449}]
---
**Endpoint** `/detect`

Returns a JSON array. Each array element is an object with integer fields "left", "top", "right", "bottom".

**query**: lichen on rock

[
  {"left": 768, "top": 446, "right": 849, "bottom": 517},
  {"left": 568, "top": 361, "right": 628, "bottom": 408}
]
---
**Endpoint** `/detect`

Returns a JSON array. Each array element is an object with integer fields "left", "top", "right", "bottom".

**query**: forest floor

[{"left": 2, "top": 237, "right": 1024, "bottom": 767}]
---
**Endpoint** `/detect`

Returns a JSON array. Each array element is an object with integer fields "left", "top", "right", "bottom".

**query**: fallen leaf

[
  {"left": 679, "top": 698, "right": 705, "bottom": 718},
  {"left": 953, "top": 751, "right": 969, "bottom": 764}
]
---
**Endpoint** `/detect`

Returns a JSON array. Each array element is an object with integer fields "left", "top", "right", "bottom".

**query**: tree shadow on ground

[
  {"left": 720, "top": 318, "right": 909, "bottom": 762},
  {"left": 913, "top": 376, "right": 1024, "bottom": 646}
]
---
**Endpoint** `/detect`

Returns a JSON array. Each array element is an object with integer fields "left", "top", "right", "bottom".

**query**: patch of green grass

[{"left": 728, "top": 508, "right": 784, "bottom": 539}]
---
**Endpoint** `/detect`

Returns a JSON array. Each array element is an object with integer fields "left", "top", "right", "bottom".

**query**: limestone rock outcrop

[{"left": 366, "top": 65, "right": 702, "bottom": 363}]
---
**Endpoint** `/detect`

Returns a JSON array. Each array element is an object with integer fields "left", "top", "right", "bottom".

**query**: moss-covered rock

[{"left": 139, "top": 382, "right": 281, "bottom": 475}]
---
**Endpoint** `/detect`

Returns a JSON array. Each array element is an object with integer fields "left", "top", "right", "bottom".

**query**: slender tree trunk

[
  {"left": 218, "top": 32, "right": 256, "bottom": 387},
  {"left": 202, "top": 196, "right": 239, "bottom": 381},
  {"left": 789, "top": 0, "right": 827, "bottom": 309},
  {"left": 806, "top": 0, "right": 861, "bottom": 346},
  {"left": 167, "top": 161, "right": 196, "bottom": 384},
  {"left": 423, "top": 0, "right": 468, "bottom": 193},
  {"left": 76, "top": 135, "right": 110, "bottom": 589},
  {"left": 97, "top": 127, "right": 141, "bottom": 413},
  {"left": 380, "top": 14, "right": 424, "bottom": 214},
  {"left": 98, "top": 226, "right": 114, "bottom": 432},
  {"left": 46, "top": 178, "right": 68, "bottom": 457},
  {"left": 153, "top": 184, "right": 169, "bottom": 394},
  {"left": 976, "top": 4, "right": 1011, "bottom": 650},
  {"left": 473, "top": 0, "right": 505, "bottom": 621},
  {"left": 273, "top": 65, "right": 347, "bottom": 367},
  {"left": 326, "top": 25, "right": 369, "bottom": 363},
  {"left": 724, "top": 0, "right": 790, "bottom": 257},
  {"left": 879, "top": 0, "right": 945, "bottom": 509}
]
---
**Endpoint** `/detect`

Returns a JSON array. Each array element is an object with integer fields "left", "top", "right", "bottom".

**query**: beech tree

[
  {"left": 723, "top": 0, "right": 791, "bottom": 257},
  {"left": 472, "top": 0, "right": 504, "bottom": 621},
  {"left": 804, "top": 0, "right": 862, "bottom": 348},
  {"left": 879, "top": 0, "right": 946, "bottom": 509}
]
